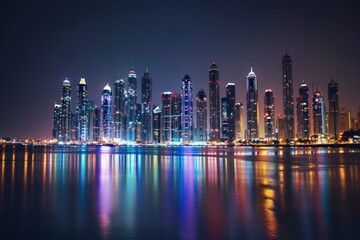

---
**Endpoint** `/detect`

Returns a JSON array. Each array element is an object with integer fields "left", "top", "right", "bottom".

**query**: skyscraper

[
  {"left": 246, "top": 68, "right": 259, "bottom": 140},
  {"left": 60, "top": 78, "right": 71, "bottom": 142},
  {"left": 181, "top": 74, "right": 194, "bottom": 143},
  {"left": 114, "top": 77, "right": 125, "bottom": 141},
  {"left": 264, "top": 89, "right": 275, "bottom": 140},
  {"left": 196, "top": 89, "right": 207, "bottom": 142},
  {"left": 76, "top": 78, "right": 88, "bottom": 142},
  {"left": 101, "top": 84, "right": 112, "bottom": 141},
  {"left": 282, "top": 53, "right": 295, "bottom": 140},
  {"left": 313, "top": 90, "right": 326, "bottom": 135},
  {"left": 127, "top": 69, "right": 137, "bottom": 142},
  {"left": 52, "top": 103, "right": 62, "bottom": 140},
  {"left": 171, "top": 93, "right": 182, "bottom": 142},
  {"left": 221, "top": 97, "right": 229, "bottom": 140},
  {"left": 339, "top": 107, "right": 351, "bottom": 134},
  {"left": 93, "top": 106, "right": 100, "bottom": 142},
  {"left": 235, "top": 103, "right": 241, "bottom": 140},
  {"left": 87, "top": 100, "right": 95, "bottom": 141},
  {"left": 141, "top": 69, "right": 152, "bottom": 143},
  {"left": 296, "top": 81, "right": 310, "bottom": 139},
  {"left": 153, "top": 105, "right": 161, "bottom": 143},
  {"left": 226, "top": 83, "right": 236, "bottom": 141},
  {"left": 209, "top": 63, "right": 220, "bottom": 141},
  {"left": 328, "top": 79, "right": 339, "bottom": 139},
  {"left": 161, "top": 92, "right": 172, "bottom": 143}
]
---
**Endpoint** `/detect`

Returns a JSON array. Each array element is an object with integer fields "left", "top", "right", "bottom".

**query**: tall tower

[
  {"left": 114, "top": 77, "right": 125, "bottom": 141},
  {"left": 76, "top": 78, "right": 88, "bottom": 142},
  {"left": 52, "top": 103, "right": 62, "bottom": 140},
  {"left": 161, "top": 92, "right": 173, "bottom": 143},
  {"left": 60, "top": 78, "right": 71, "bottom": 142},
  {"left": 127, "top": 69, "right": 137, "bottom": 142},
  {"left": 101, "top": 84, "right": 112, "bottom": 141},
  {"left": 264, "top": 89, "right": 275, "bottom": 140},
  {"left": 313, "top": 90, "right": 326, "bottom": 135},
  {"left": 235, "top": 103, "right": 241, "bottom": 140},
  {"left": 226, "top": 83, "right": 236, "bottom": 141},
  {"left": 171, "top": 93, "right": 182, "bottom": 142},
  {"left": 209, "top": 63, "right": 220, "bottom": 141},
  {"left": 141, "top": 69, "right": 153, "bottom": 143},
  {"left": 282, "top": 53, "right": 295, "bottom": 139},
  {"left": 328, "top": 79, "right": 339, "bottom": 139},
  {"left": 153, "top": 105, "right": 161, "bottom": 144},
  {"left": 221, "top": 97, "right": 229, "bottom": 140},
  {"left": 246, "top": 68, "right": 259, "bottom": 140},
  {"left": 196, "top": 89, "right": 207, "bottom": 142},
  {"left": 93, "top": 106, "right": 100, "bottom": 142},
  {"left": 181, "top": 75, "right": 194, "bottom": 143},
  {"left": 296, "top": 81, "right": 310, "bottom": 139}
]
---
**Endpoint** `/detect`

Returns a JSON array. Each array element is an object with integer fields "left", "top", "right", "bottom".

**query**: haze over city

[{"left": 1, "top": 0, "right": 359, "bottom": 138}]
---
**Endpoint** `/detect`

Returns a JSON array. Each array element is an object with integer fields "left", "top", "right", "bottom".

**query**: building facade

[
  {"left": 246, "top": 68, "right": 259, "bottom": 140},
  {"left": 101, "top": 84, "right": 112, "bottom": 141},
  {"left": 127, "top": 69, "right": 137, "bottom": 142},
  {"left": 196, "top": 89, "right": 207, "bottom": 142},
  {"left": 282, "top": 53, "right": 295, "bottom": 140},
  {"left": 60, "top": 78, "right": 71, "bottom": 142},
  {"left": 209, "top": 63, "right": 220, "bottom": 141},
  {"left": 141, "top": 69, "right": 153, "bottom": 143},
  {"left": 264, "top": 89, "right": 275, "bottom": 140},
  {"left": 226, "top": 83, "right": 236, "bottom": 141},
  {"left": 52, "top": 103, "right": 62, "bottom": 140},
  {"left": 296, "top": 81, "right": 310, "bottom": 139},
  {"left": 76, "top": 78, "right": 88, "bottom": 142},
  {"left": 328, "top": 79, "right": 339, "bottom": 139},
  {"left": 181, "top": 75, "right": 194, "bottom": 143},
  {"left": 114, "top": 77, "right": 125, "bottom": 141},
  {"left": 312, "top": 90, "right": 326, "bottom": 135}
]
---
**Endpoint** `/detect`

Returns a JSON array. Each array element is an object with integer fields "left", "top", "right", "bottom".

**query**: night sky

[{"left": 1, "top": 0, "right": 359, "bottom": 139}]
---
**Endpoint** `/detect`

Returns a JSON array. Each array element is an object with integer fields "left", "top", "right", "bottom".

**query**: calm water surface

[{"left": 1, "top": 146, "right": 360, "bottom": 239}]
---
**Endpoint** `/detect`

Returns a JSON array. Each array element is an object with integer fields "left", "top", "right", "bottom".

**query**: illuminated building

[
  {"left": 114, "top": 77, "right": 125, "bottom": 141},
  {"left": 127, "top": 69, "right": 137, "bottom": 142},
  {"left": 60, "top": 78, "right": 71, "bottom": 142},
  {"left": 161, "top": 92, "right": 172, "bottom": 143},
  {"left": 235, "top": 103, "right": 243, "bottom": 140},
  {"left": 171, "top": 93, "right": 181, "bottom": 142},
  {"left": 221, "top": 97, "right": 229, "bottom": 140},
  {"left": 226, "top": 83, "right": 236, "bottom": 141},
  {"left": 339, "top": 107, "right": 351, "bottom": 134},
  {"left": 296, "top": 81, "right": 310, "bottom": 139},
  {"left": 93, "top": 106, "right": 100, "bottom": 142},
  {"left": 141, "top": 69, "right": 152, "bottom": 143},
  {"left": 328, "top": 79, "right": 339, "bottom": 139},
  {"left": 196, "top": 89, "right": 207, "bottom": 142},
  {"left": 101, "top": 84, "right": 112, "bottom": 141},
  {"left": 52, "top": 103, "right": 62, "bottom": 140},
  {"left": 246, "top": 68, "right": 259, "bottom": 140},
  {"left": 209, "top": 63, "right": 220, "bottom": 141},
  {"left": 282, "top": 53, "right": 295, "bottom": 139},
  {"left": 87, "top": 100, "right": 95, "bottom": 141},
  {"left": 264, "top": 89, "right": 275, "bottom": 140},
  {"left": 312, "top": 90, "right": 326, "bottom": 134},
  {"left": 276, "top": 115, "right": 286, "bottom": 141},
  {"left": 153, "top": 105, "right": 161, "bottom": 143},
  {"left": 135, "top": 103, "right": 142, "bottom": 142},
  {"left": 181, "top": 74, "right": 193, "bottom": 143},
  {"left": 76, "top": 78, "right": 88, "bottom": 142}
]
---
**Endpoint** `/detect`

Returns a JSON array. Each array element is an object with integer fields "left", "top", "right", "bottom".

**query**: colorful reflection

[{"left": 0, "top": 146, "right": 360, "bottom": 239}]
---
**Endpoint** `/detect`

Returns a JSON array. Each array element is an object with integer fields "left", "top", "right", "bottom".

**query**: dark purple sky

[{"left": 1, "top": 0, "right": 359, "bottom": 139}]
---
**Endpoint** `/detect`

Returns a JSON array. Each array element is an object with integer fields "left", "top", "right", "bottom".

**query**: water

[{"left": 1, "top": 146, "right": 360, "bottom": 239}]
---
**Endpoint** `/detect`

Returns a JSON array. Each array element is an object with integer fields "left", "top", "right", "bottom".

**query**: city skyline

[{"left": 1, "top": 1, "right": 360, "bottom": 138}]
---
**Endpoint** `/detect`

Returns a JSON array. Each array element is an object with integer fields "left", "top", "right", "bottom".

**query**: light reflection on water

[{"left": 0, "top": 146, "right": 360, "bottom": 239}]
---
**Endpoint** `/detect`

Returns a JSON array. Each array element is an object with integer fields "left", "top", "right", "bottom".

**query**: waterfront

[{"left": 1, "top": 146, "right": 360, "bottom": 239}]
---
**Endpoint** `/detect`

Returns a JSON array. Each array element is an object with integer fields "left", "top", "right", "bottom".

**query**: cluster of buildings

[{"left": 52, "top": 54, "right": 359, "bottom": 145}]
